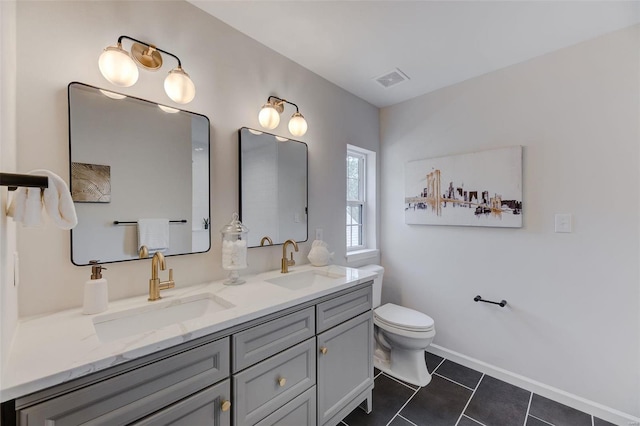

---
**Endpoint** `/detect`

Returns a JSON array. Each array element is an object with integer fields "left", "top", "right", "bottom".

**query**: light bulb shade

[
  {"left": 164, "top": 67, "right": 196, "bottom": 104},
  {"left": 98, "top": 44, "right": 139, "bottom": 87},
  {"left": 258, "top": 103, "right": 280, "bottom": 130},
  {"left": 288, "top": 112, "right": 308, "bottom": 136}
]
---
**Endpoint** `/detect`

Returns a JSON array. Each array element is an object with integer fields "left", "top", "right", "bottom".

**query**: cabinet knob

[
  {"left": 278, "top": 377, "right": 287, "bottom": 387},
  {"left": 320, "top": 346, "right": 328, "bottom": 355},
  {"left": 221, "top": 400, "right": 231, "bottom": 412}
]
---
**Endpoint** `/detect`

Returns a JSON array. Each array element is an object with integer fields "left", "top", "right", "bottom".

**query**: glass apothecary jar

[{"left": 220, "top": 213, "right": 249, "bottom": 285}]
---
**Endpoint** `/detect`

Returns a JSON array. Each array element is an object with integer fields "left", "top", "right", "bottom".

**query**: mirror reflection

[
  {"left": 69, "top": 82, "right": 210, "bottom": 265},
  {"left": 239, "top": 127, "right": 308, "bottom": 248}
]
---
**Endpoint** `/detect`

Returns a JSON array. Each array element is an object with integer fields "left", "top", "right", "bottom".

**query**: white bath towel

[
  {"left": 6, "top": 170, "right": 77, "bottom": 229},
  {"left": 138, "top": 218, "right": 170, "bottom": 253}
]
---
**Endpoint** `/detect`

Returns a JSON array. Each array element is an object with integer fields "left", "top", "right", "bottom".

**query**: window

[
  {"left": 346, "top": 145, "right": 377, "bottom": 264},
  {"left": 347, "top": 150, "right": 365, "bottom": 250}
]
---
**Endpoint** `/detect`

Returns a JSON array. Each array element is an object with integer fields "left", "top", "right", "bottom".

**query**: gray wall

[
  {"left": 10, "top": 0, "right": 379, "bottom": 317},
  {"left": 380, "top": 25, "right": 639, "bottom": 417}
]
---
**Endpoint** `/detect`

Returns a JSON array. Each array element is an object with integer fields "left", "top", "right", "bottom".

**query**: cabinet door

[
  {"left": 132, "top": 379, "right": 231, "bottom": 426},
  {"left": 317, "top": 311, "right": 373, "bottom": 426}
]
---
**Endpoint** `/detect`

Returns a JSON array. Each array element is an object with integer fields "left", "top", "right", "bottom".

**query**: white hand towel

[
  {"left": 6, "top": 186, "right": 44, "bottom": 227},
  {"left": 36, "top": 169, "right": 78, "bottom": 230},
  {"left": 138, "top": 218, "right": 170, "bottom": 253},
  {"left": 6, "top": 170, "right": 77, "bottom": 229}
]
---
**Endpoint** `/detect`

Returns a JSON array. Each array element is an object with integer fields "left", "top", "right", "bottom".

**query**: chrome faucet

[
  {"left": 148, "top": 251, "right": 175, "bottom": 301},
  {"left": 281, "top": 239, "right": 299, "bottom": 273}
]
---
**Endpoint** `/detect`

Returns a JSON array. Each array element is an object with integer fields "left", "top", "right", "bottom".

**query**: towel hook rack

[
  {"left": 474, "top": 295, "right": 507, "bottom": 307},
  {"left": 0, "top": 172, "right": 48, "bottom": 191}
]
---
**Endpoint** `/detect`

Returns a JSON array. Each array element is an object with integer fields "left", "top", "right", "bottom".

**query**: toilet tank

[{"left": 359, "top": 264, "right": 384, "bottom": 308}]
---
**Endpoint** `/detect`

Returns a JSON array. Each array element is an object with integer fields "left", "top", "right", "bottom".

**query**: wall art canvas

[
  {"left": 71, "top": 162, "right": 111, "bottom": 202},
  {"left": 405, "top": 146, "right": 522, "bottom": 227}
]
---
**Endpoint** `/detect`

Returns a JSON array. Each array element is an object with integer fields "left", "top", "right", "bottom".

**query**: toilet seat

[{"left": 374, "top": 303, "right": 435, "bottom": 332}]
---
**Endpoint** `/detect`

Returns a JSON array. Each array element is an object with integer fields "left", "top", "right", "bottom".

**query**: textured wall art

[
  {"left": 405, "top": 146, "right": 522, "bottom": 227},
  {"left": 71, "top": 162, "right": 111, "bottom": 202}
]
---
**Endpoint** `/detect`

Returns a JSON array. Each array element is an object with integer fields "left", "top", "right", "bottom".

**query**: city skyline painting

[{"left": 405, "top": 146, "right": 523, "bottom": 227}]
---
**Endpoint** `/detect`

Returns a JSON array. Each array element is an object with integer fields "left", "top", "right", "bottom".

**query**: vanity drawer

[
  {"left": 316, "top": 286, "right": 372, "bottom": 333},
  {"left": 254, "top": 386, "right": 316, "bottom": 426},
  {"left": 233, "top": 338, "right": 316, "bottom": 426},
  {"left": 17, "top": 337, "right": 230, "bottom": 426},
  {"left": 233, "top": 307, "right": 315, "bottom": 372},
  {"left": 132, "top": 379, "right": 231, "bottom": 426}
]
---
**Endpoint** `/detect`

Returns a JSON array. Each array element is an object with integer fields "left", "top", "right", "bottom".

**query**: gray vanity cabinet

[
  {"left": 315, "top": 285, "right": 374, "bottom": 426},
  {"left": 232, "top": 285, "right": 373, "bottom": 426},
  {"left": 9, "top": 282, "right": 374, "bottom": 426}
]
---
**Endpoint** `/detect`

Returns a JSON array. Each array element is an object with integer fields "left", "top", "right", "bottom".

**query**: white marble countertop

[{"left": 0, "top": 264, "right": 376, "bottom": 402}]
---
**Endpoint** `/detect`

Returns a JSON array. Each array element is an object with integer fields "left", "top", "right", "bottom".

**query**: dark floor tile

[
  {"left": 426, "top": 351, "right": 444, "bottom": 373},
  {"left": 384, "top": 372, "right": 420, "bottom": 391},
  {"left": 344, "top": 374, "right": 415, "bottom": 426},
  {"left": 593, "top": 417, "right": 616, "bottom": 426},
  {"left": 457, "top": 415, "right": 483, "bottom": 426},
  {"left": 434, "top": 360, "right": 483, "bottom": 390},
  {"left": 529, "top": 394, "right": 591, "bottom": 426},
  {"left": 526, "top": 416, "right": 552, "bottom": 426},
  {"left": 374, "top": 367, "right": 381, "bottom": 376},
  {"left": 389, "top": 415, "right": 416, "bottom": 426},
  {"left": 400, "top": 374, "right": 472, "bottom": 426},
  {"left": 464, "top": 375, "right": 530, "bottom": 426}
]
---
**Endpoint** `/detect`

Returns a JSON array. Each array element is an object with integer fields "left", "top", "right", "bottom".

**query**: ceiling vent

[{"left": 374, "top": 68, "right": 410, "bottom": 89}]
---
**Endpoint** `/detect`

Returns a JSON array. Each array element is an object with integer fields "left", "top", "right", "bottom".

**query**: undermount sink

[
  {"left": 266, "top": 270, "right": 346, "bottom": 290},
  {"left": 93, "top": 293, "right": 234, "bottom": 342}
]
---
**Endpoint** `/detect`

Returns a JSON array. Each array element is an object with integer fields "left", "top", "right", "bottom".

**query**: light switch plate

[
  {"left": 554, "top": 214, "right": 572, "bottom": 233},
  {"left": 315, "top": 228, "right": 323, "bottom": 241}
]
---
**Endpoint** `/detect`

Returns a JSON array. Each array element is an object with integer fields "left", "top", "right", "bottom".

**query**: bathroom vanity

[{"left": 1, "top": 266, "right": 375, "bottom": 426}]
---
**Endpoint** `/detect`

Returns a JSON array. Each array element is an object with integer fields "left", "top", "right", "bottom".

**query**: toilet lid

[{"left": 374, "top": 303, "right": 434, "bottom": 332}]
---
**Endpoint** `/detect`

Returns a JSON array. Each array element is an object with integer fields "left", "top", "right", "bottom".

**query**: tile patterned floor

[{"left": 341, "top": 352, "right": 617, "bottom": 426}]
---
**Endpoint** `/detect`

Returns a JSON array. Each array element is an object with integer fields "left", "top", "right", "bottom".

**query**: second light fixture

[{"left": 258, "top": 96, "right": 308, "bottom": 137}]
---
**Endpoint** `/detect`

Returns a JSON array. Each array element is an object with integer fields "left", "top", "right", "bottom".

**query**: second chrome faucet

[{"left": 281, "top": 239, "right": 299, "bottom": 273}]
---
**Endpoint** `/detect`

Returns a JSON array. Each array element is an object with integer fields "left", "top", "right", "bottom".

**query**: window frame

[{"left": 347, "top": 149, "right": 366, "bottom": 251}]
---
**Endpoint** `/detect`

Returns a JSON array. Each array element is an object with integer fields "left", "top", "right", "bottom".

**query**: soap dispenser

[{"left": 82, "top": 260, "right": 108, "bottom": 315}]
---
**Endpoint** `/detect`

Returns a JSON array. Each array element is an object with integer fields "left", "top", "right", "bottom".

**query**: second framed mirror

[{"left": 239, "top": 127, "right": 308, "bottom": 248}]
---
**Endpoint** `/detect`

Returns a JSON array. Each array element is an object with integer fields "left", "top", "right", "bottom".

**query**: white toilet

[{"left": 360, "top": 265, "right": 436, "bottom": 387}]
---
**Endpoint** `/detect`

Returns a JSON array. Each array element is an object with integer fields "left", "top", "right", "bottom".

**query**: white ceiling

[{"left": 191, "top": 1, "right": 640, "bottom": 108}]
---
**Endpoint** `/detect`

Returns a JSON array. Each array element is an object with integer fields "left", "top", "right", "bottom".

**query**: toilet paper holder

[{"left": 474, "top": 295, "right": 507, "bottom": 307}]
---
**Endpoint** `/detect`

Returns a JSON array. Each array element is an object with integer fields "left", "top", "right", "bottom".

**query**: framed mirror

[
  {"left": 239, "top": 127, "right": 308, "bottom": 248},
  {"left": 68, "top": 82, "right": 211, "bottom": 265}
]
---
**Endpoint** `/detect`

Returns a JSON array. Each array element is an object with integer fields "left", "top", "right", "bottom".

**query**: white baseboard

[{"left": 428, "top": 344, "right": 639, "bottom": 426}]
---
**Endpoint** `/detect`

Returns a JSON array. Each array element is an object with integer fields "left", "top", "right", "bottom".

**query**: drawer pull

[
  {"left": 320, "top": 346, "right": 328, "bottom": 355},
  {"left": 277, "top": 377, "right": 287, "bottom": 387},
  {"left": 221, "top": 400, "right": 231, "bottom": 412}
]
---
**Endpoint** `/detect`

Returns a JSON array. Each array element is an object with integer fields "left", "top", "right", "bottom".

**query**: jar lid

[{"left": 220, "top": 213, "right": 249, "bottom": 234}]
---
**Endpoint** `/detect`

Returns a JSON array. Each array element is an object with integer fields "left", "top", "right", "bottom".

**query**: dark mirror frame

[
  {"left": 68, "top": 82, "right": 211, "bottom": 265},
  {"left": 238, "top": 127, "right": 308, "bottom": 248}
]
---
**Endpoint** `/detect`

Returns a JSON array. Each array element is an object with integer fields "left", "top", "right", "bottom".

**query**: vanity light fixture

[
  {"left": 258, "top": 96, "right": 308, "bottom": 137},
  {"left": 98, "top": 35, "right": 196, "bottom": 104}
]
